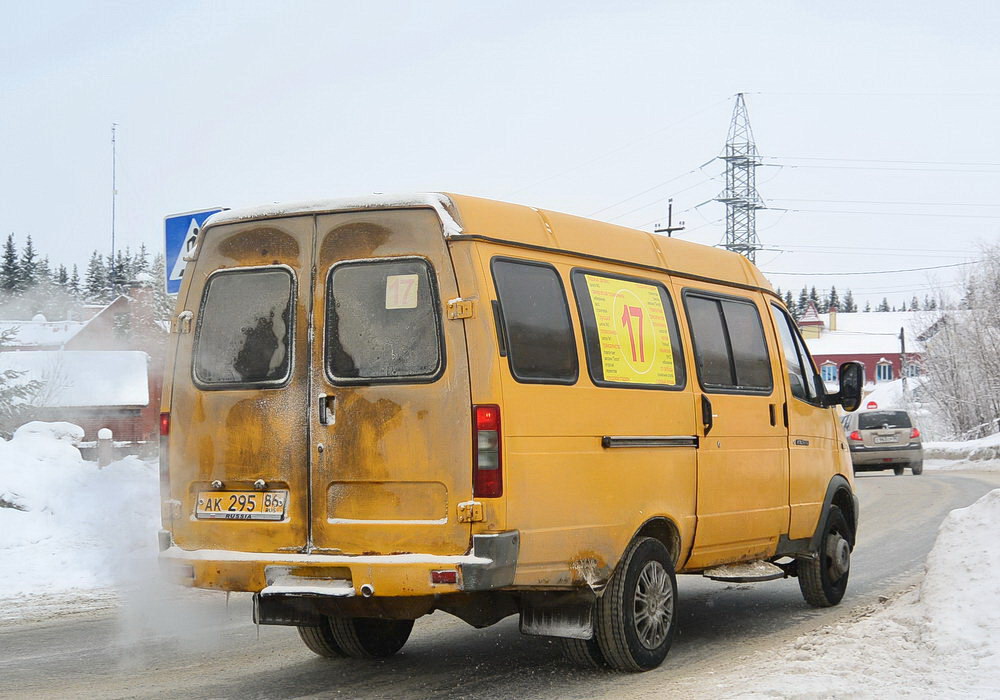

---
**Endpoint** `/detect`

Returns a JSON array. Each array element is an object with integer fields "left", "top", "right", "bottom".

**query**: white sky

[{"left": 2, "top": 1, "right": 999, "bottom": 308}]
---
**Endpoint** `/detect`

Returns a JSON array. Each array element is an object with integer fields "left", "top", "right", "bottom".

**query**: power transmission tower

[{"left": 716, "top": 93, "right": 764, "bottom": 263}]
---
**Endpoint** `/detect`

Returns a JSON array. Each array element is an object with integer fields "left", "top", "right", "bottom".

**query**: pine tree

[
  {"left": 783, "top": 289, "right": 795, "bottom": 313},
  {"left": 56, "top": 265, "right": 68, "bottom": 286},
  {"left": 796, "top": 287, "right": 809, "bottom": 318},
  {"left": 828, "top": 285, "right": 840, "bottom": 311},
  {"left": 17, "top": 235, "right": 38, "bottom": 292},
  {"left": 69, "top": 265, "right": 81, "bottom": 297},
  {"left": 878, "top": 297, "right": 890, "bottom": 312},
  {"left": 927, "top": 296, "right": 938, "bottom": 311},
  {"left": 150, "top": 253, "right": 174, "bottom": 321},
  {"left": 909, "top": 296, "right": 920, "bottom": 311},
  {"left": 864, "top": 301, "right": 872, "bottom": 312},
  {"left": 843, "top": 288, "right": 857, "bottom": 313},
  {"left": 84, "top": 251, "right": 108, "bottom": 303},
  {"left": 1, "top": 234, "right": 21, "bottom": 294},
  {"left": 808, "top": 286, "right": 819, "bottom": 308}
]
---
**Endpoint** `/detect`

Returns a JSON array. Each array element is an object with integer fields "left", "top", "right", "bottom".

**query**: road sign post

[{"left": 164, "top": 209, "right": 224, "bottom": 294}]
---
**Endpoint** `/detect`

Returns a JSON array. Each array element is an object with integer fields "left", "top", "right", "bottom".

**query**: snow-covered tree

[
  {"left": 1, "top": 234, "right": 19, "bottom": 294},
  {"left": 0, "top": 327, "right": 42, "bottom": 439},
  {"left": 828, "top": 285, "right": 840, "bottom": 311},
  {"left": 843, "top": 288, "right": 857, "bottom": 313},
  {"left": 877, "top": 297, "right": 890, "bottom": 312}
]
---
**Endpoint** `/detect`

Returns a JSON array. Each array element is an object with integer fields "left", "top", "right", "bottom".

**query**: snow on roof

[
  {"left": 0, "top": 319, "right": 87, "bottom": 348},
  {"left": 806, "top": 311, "right": 941, "bottom": 356},
  {"left": 0, "top": 351, "right": 149, "bottom": 407},
  {"left": 204, "top": 193, "right": 463, "bottom": 237}
]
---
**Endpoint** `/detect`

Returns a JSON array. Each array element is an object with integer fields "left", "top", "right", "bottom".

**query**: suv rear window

[
  {"left": 326, "top": 258, "right": 443, "bottom": 383},
  {"left": 858, "top": 411, "right": 912, "bottom": 430},
  {"left": 193, "top": 267, "right": 294, "bottom": 388}
]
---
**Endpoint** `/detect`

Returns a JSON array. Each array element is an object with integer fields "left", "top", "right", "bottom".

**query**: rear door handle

[{"left": 318, "top": 394, "right": 335, "bottom": 425}]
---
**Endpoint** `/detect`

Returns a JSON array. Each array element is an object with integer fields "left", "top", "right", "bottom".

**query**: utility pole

[
  {"left": 716, "top": 93, "right": 764, "bottom": 263},
  {"left": 111, "top": 122, "right": 118, "bottom": 287},
  {"left": 899, "top": 326, "right": 907, "bottom": 395},
  {"left": 654, "top": 198, "right": 685, "bottom": 237}
]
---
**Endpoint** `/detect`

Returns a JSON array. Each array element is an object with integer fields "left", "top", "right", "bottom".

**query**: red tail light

[
  {"left": 910, "top": 427, "right": 921, "bottom": 439},
  {"left": 473, "top": 405, "right": 502, "bottom": 498},
  {"left": 159, "top": 412, "right": 170, "bottom": 497},
  {"left": 848, "top": 430, "right": 862, "bottom": 441}
]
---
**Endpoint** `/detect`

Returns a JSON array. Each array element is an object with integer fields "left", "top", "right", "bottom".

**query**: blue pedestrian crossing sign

[{"left": 164, "top": 208, "right": 224, "bottom": 294}]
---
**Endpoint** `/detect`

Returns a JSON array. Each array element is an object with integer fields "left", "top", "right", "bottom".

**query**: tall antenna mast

[
  {"left": 111, "top": 122, "right": 118, "bottom": 274},
  {"left": 716, "top": 93, "right": 764, "bottom": 263}
]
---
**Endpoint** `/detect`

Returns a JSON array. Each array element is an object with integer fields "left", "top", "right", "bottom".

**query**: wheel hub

[
  {"left": 826, "top": 533, "right": 851, "bottom": 579},
  {"left": 633, "top": 561, "right": 674, "bottom": 650}
]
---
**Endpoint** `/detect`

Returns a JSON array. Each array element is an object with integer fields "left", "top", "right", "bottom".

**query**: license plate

[
  {"left": 195, "top": 490, "right": 288, "bottom": 521},
  {"left": 873, "top": 436, "right": 898, "bottom": 444}
]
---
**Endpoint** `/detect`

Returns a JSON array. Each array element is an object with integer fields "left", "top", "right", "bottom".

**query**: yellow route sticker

[{"left": 584, "top": 275, "right": 676, "bottom": 385}]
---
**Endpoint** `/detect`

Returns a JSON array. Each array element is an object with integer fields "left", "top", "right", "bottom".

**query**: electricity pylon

[{"left": 716, "top": 93, "right": 764, "bottom": 263}]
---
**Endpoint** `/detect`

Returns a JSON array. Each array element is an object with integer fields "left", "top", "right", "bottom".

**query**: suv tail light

[
  {"left": 159, "top": 412, "right": 170, "bottom": 496},
  {"left": 848, "top": 430, "right": 862, "bottom": 441},
  {"left": 910, "top": 427, "right": 921, "bottom": 439},
  {"left": 473, "top": 405, "right": 502, "bottom": 498}
]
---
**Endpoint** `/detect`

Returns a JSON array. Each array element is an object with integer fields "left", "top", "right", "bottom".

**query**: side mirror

[{"left": 836, "top": 361, "right": 864, "bottom": 412}]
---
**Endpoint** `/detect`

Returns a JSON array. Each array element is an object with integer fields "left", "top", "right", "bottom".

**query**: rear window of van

[
  {"left": 326, "top": 258, "right": 443, "bottom": 383},
  {"left": 193, "top": 267, "right": 294, "bottom": 388}
]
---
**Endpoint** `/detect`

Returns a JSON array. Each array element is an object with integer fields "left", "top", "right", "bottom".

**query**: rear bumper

[
  {"left": 850, "top": 445, "right": 922, "bottom": 468},
  {"left": 158, "top": 531, "right": 519, "bottom": 597}
]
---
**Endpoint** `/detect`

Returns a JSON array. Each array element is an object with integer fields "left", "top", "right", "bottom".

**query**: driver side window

[{"left": 771, "top": 304, "right": 824, "bottom": 405}]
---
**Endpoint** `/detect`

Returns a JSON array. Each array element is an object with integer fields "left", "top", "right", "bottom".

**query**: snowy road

[{"left": 3, "top": 469, "right": 998, "bottom": 699}]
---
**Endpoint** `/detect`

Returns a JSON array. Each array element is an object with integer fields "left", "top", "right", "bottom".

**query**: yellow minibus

[{"left": 158, "top": 193, "right": 862, "bottom": 671}]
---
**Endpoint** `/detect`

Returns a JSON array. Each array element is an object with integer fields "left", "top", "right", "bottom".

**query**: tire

[
  {"left": 911, "top": 461, "right": 923, "bottom": 475},
  {"left": 595, "top": 537, "right": 678, "bottom": 672},
  {"left": 893, "top": 465, "right": 905, "bottom": 476},
  {"left": 297, "top": 619, "right": 346, "bottom": 658},
  {"left": 328, "top": 617, "right": 413, "bottom": 658},
  {"left": 798, "top": 505, "right": 852, "bottom": 607},
  {"left": 560, "top": 635, "right": 607, "bottom": 669}
]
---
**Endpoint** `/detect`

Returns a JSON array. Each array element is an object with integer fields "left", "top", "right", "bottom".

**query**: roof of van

[{"left": 205, "top": 192, "right": 772, "bottom": 292}]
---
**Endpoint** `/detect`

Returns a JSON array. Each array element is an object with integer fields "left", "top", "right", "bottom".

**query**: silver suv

[{"left": 842, "top": 409, "right": 923, "bottom": 476}]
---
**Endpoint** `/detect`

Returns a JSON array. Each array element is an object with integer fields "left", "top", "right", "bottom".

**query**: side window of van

[
  {"left": 491, "top": 258, "right": 578, "bottom": 384},
  {"left": 326, "top": 258, "right": 444, "bottom": 383},
  {"left": 570, "top": 270, "right": 686, "bottom": 390},
  {"left": 193, "top": 267, "right": 294, "bottom": 388},
  {"left": 683, "top": 292, "right": 773, "bottom": 393},
  {"left": 771, "top": 304, "right": 823, "bottom": 404}
]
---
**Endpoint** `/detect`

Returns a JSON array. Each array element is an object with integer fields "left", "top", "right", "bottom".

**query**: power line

[
  {"left": 770, "top": 197, "right": 1000, "bottom": 209},
  {"left": 769, "top": 207, "right": 1000, "bottom": 220},
  {"left": 506, "top": 96, "right": 732, "bottom": 197},
  {"left": 764, "top": 156, "right": 1000, "bottom": 168},
  {"left": 762, "top": 163, "right": 1000, "bottom": 174},
  {"left": 764, "top": 261, "right": 978, "bottom": 276}
]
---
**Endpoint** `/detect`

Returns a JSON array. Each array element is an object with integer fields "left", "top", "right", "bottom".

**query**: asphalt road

[{"left": 3, "top": 469, "right": 999, "bottom": 700}]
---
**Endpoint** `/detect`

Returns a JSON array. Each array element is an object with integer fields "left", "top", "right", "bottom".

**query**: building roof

[
  {"left": 0, "top": 319, "right": 87, "bottom": 348},
  {"left": 0, "top": 350, "right": 149, "bottom": 408},
  {"left": 805, "top": 310, "right": 940, "bottom": 356}
]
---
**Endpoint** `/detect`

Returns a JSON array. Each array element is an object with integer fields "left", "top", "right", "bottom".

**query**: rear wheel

[
  {"left": 911, "top": 461, "right": 923, "bottom": 475},
  {"left": 298, "top": 619, "right": 346, "bottom": 658},
  {"left": 893, "top": 465, "right": 905, "bottom": 476},
  {"left": 798, "top": 506, "right": 851, "bottom": 607},
  {"left": 329, "top": 617, "right": 413, "bottom": 658},
  {"left": 595, "top": 537, "right": 677, "bottom": 672},
  {"left": 560, "top": 635, "right": 607, "bottom": 669}
]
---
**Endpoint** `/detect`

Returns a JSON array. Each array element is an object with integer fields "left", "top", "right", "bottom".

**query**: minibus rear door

[{"left": 308, "top": 208, "right": 473, "bottom": 556}]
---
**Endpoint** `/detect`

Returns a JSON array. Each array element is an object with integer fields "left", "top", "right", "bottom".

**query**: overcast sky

[{"left": 2, "top": 1, "right": 998, "bottom": 308}]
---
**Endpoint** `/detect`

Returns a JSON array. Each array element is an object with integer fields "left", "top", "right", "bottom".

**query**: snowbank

[
  {"left": 0, "top": 422, "right": 159, "bottom": 619},
  {"left": 702, "top": 489, "right": 1000, "bottom": 698},
  {"left": 925, "top": 432, "right": 1000, "bottom": 467}
]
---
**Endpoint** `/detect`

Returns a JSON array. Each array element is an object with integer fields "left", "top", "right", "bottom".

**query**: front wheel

[
  {"left": 595, "top": 537, "right": 678, "bottom": 672},
  {"left": 328, "top": 617, "right": 414, "bottom": 658},
  {"left": 798, "top": 506, "right": 852, "bottom": 607}
]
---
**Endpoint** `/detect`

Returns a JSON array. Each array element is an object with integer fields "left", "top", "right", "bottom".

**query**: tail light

[
  {"left": 159, "top": 412, "right": 170, "bottom": 496},
  {"left": 473, "top": 405, "right": 502, "bottom": 498},
  {"left": 848, "top": 430, "right": 862, "bottom": 441},
  {"left": 910, "top": 427, "right": 921, "bottom": 439}
]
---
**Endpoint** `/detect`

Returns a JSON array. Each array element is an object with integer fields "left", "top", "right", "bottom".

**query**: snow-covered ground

[
  {"left": 0, "top": 421, "right": 161, "bottom": 622},
  {"left": 2, "top": 421, "right": 999, "bottom": 697}
]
